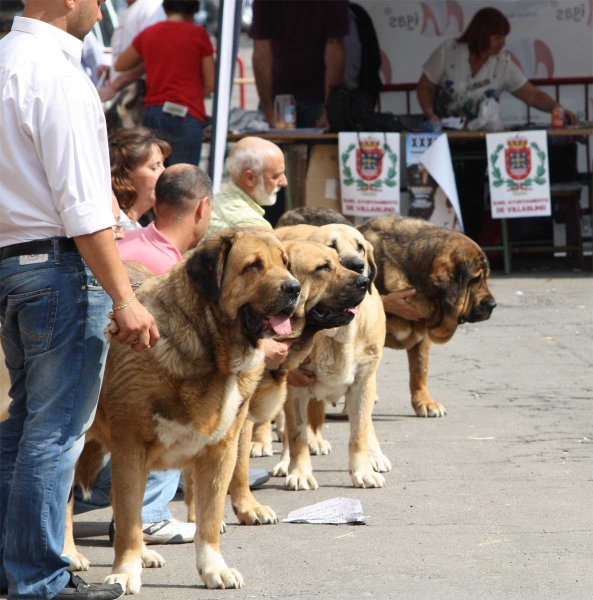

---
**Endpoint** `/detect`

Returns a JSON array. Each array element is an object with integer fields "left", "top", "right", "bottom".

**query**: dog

[
  {"left": 183, "top": 239, "right": 372, "bottom": 525},
  {"left": 66, "top": 228, "right": 301, "bottom": 593},
  {"left": 278, "top": 208, "right": 497, "bottom": 417},
  {"left": 276, "top": 206, "right": 352, "bottom": 227},
  {"left": 273, "top": 224, "right": 391, "bottom": 490}
]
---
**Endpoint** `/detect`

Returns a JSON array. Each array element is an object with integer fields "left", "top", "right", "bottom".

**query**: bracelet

[{"left": 113, "top": 292, "right": 136, "bottom": 312}]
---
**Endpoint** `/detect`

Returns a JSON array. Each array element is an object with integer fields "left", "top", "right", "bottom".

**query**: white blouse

[{"left": 422, "top": 39, "right": 527, "bottom": 121}]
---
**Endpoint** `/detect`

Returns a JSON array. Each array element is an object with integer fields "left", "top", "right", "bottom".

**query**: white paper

[
  {"left": 418, "top": 134, "right": 464, "bottom": 231},
  {"left": 282, "top": 497, "right": 368, "bottom": 525},
  {"left": 441, "top": 117, "right": 466, "bottom": 130},
  {"left": 324, "top": 178, "right": 338, "bottom": 200}
]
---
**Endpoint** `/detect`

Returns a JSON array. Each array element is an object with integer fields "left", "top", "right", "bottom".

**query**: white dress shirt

[
  {"left": 109, "top": 0, "right": 166, "bottom": 83},
  {"left": 0, "top": 17, "right": 114, "bottom": 248}
]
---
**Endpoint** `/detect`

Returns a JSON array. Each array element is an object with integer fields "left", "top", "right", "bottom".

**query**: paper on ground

[{"left": 282, "top": 497, "right": 368, "bottom": 525}]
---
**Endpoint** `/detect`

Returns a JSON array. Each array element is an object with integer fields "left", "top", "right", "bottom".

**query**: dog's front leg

[
  {"left": 284, "top": 387, "right": 318, "bottom": 490},
  {"left": 307, "top": 399, "right": 332, "bottom": 455},
  {"left": 408, "top": 337, "right": 446, "bottom": 417},
  {"left": 194, "top": 406, "right": 247, "bottom": 590},
  {"left": 346, "top": 363, "right": 386, "bottom": 488},
  {"left": 250, "top": 420, "right": 273, "bottom": 457},
  {"left": 229, "top": 419, "right": 277, "bottom": 525},
  {"left": 63, "top": 488, "right": 90, "bottom": 572},
  {"left": 104, "top": 444, "right": 155, "bottom": 595}
]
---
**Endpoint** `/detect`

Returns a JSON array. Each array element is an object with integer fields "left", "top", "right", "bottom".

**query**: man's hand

[
  {"left": 109, "top": 298, "right": 160, "bottom": 351},
  {"left": 381, "top": 289, "right": 424, "bottom": 321},
  {"left": 97, "top": 84, "right": 117, "bottom": 102},
  {"left": 96, "top": 65, "right": 110, "bottom": 81},
  {"left": 263, "top": 338, "right": 293, "bottom": 369},
  {"left": 287, "top": 368, "right": 316, "bottom": 387},
  {"left": 315, "top": 109, "right": 329, "bottom": 129}
]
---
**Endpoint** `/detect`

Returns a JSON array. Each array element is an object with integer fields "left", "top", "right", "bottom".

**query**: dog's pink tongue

[
  {"left": 270, "top": 313, "right": 292, "bottom": 335},
  {"left": 346, "top": 307, "right": 359, "bottom": 315}
]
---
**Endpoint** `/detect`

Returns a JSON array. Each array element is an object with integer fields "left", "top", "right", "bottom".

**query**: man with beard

[{"left": 207, "top": 137, "right": 287, "bottom": 234}]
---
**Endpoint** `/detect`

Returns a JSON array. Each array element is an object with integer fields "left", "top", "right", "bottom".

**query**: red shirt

[{"left": 133, "top": 21, "right": 213, "bottom": 121}]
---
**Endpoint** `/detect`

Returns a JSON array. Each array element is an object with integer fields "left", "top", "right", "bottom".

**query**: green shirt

[{"left": 207, "top": 182, "right": 272, "bottom": 235}]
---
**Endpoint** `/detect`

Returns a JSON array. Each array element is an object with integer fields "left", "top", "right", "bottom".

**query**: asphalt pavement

[{"left": 62, "top": 272, "right": 592, "bottom": 600}]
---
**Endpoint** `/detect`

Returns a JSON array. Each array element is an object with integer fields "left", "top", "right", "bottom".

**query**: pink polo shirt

[{"left": 118, "top": 222, "right": 183, "bottom": 274}]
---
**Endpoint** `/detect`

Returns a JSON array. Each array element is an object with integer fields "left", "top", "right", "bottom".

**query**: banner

[
  {"left": 338, "top": 132, "right": 400, "bottom": 217},
  {"left": 406, "top": 133, "right": 463, "bottom": 231},
  {"left": 486, "top": 130, "right": 551, "bottom": 219}
]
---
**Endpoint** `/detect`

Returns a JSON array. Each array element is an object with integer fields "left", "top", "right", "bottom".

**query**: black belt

[{"left": 0, "top": 237, "right": 78, "bottom": 260}]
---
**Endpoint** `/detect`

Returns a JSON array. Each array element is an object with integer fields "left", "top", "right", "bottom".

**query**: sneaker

[
  {"left": 54, "top": 573, "right": 123, "bottom": 599},
  {"left": 108, "top": 517, "right": 195, "bottom": 546}
]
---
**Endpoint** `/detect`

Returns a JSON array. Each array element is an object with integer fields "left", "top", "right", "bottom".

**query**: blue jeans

[
  {"left": 296, "top": 102, "right": 324, "bottom": 128},
  {"left": 142, "top": 105, "right": 205, "bottom": 167},
  {"left": 0, "top": 243, "right": 110, "bottom": 599},
  {"left": 74, "top": 456, "right": 180, "bottom": 524}
]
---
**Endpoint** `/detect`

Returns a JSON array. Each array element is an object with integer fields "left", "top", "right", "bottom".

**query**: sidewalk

[{"left": 61, "top": 273, "right": 591, "bottom": 600}]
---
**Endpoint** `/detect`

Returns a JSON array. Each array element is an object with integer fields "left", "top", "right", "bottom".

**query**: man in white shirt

[{"left": 0, "top": 1, "right": 159, "bottom": 598}]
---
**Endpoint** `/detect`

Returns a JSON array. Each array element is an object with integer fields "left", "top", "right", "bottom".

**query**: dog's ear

[
  {"left": 430, "top": 254, "right": 467, "bottom": 307},
  {"left": 364, "top": 239, "right": 377, "bottom": 293},
  {"left": 186, "top": 231, "right": 236, "bottom": 302}
]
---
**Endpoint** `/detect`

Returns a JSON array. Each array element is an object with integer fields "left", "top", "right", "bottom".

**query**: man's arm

[
  {"left": 317, "top": 37, "right": 345, "bottom": 127},
  {"left": 252, "top": 39, "right": 274, "bottom": 125},
  {"left": 74, "top": 229, "right": 159, "bottom": 350},
  {"left": 97, "top": 63, "right": 145, "bottom": 102},
  {"left": 381, "top": 289, "right": 424, "bottom": 320},
  {"left": 416, "top": 73, "right": 440, "bottom": 122}
]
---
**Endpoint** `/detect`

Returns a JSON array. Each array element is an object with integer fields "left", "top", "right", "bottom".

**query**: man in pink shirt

[{"left": 119, "top": 163, "right": 212, "bottom": 271}]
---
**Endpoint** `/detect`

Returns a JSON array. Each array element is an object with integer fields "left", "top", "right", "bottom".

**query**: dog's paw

[
  {"left": 272, "top": 459, "right": 288, "bottom": 477},
  {"left": 308, "top": 437, "right": 332, "bottom": 456},
  {"left": 250, "top": 441, "right": 273, "bottom": 457},
  {"left": 237, "top": 503, "right": 278, "bottom": 526},
  {"left": 350, "top": 466, "right": 385, "bottom": 489},
  {"left": 201, "top": 568, "right": 245, "bottom": 590},
  {"left": 105, "top": 561, "right": 142, "bottom": 595},
  {"left": 414, "top": 400, "right": 446, "bottom": 418},
  {"left": 285, "top": 469, "right": 319, "bottom": 491},
  {"left": 66, "top": 550, "right": 90, "bottom": 572},
  {"left": 141, "top": 546, "right": 165, "bottom": 569},
  {"left": 370, "top": 452, "right": 392, "bottom": 473}
]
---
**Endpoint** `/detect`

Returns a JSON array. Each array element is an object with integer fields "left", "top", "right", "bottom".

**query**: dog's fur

[
  {"left": 273, "top": 224, "right": 391, "bottom": 489},
  {"left": 278, "top": 208, "right": 496, "bottom": 417},
  {"left": 276, "top": 206, "right": 352, "bottom": 227},
  {"left": 66, "top": 228, "right": 302, "bottom": 593}
]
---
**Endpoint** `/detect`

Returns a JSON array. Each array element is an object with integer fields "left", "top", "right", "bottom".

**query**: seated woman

[
  {"left": 109, "top": 127, "right": 170, "bottom": 231},
  {"left": 416, "top": 7, "right": 577, "bottom": 126}
]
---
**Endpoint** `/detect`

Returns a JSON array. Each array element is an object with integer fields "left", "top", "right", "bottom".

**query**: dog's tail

[{"left": 75, "top": 439, "right": 107, "bottom": 500}]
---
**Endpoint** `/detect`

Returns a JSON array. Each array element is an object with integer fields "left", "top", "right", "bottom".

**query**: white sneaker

[{"left": 142, "top": 518, "right": 195, "bottom": 544}]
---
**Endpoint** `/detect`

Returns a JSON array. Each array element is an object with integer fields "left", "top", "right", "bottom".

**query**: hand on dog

[
  {"left": 381, "top": 289, "right": 424, "bottom": 321},
  {"left": 287, "top": 368, "right": 316, "bottom": 387},
  {"left": 108, "top": 299, "right": 160, "bottom": 351},
  {"left": 263, "top": 339, "right": 293, "bottom": 369}
]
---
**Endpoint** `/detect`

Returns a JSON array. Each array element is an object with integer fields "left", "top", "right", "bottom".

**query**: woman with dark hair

[
  {"left": 109, "top": 127, "right": 171, "bottom": 231},
  {"left": 114, "top": 0, "right": 215, "bottom": 167},
  {"left": 416, "top": 7, "right": 577, "bottom": 125}
]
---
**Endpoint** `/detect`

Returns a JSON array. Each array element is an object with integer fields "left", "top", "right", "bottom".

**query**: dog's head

[
  {"left": 427, "top": 235, "right": 496, "bottom": 343},
  {"left": 186, "top": 227, "right": 300, "bottom": 339},
  {"left": 305, "top": 224, "right": 377, "bottom": 290},
  {"left": 283, "top": 240, "right": 370, "bottom": 331}
]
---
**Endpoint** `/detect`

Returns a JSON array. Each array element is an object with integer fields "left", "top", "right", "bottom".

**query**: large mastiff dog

[
  {"left": 70, "top": 228, "right": 300, "bottom": 593},
  {"left": 277, "top": 209, "right": 496, "bottom": 417}
]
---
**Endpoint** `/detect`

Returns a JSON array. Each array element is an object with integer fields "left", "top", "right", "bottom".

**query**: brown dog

[
  {"left": 277, "top": 208, "right": 496, "bottom": 417},
  {"left": 68, "top": 228, "right": 300, "bottom": 593}
]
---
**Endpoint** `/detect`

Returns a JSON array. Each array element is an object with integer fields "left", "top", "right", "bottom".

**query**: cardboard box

[{"left": 305, "top": 144, "right": 342, "bottom": 213}]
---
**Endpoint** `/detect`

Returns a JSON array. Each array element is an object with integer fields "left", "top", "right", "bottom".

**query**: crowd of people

[{"left": 0, "top": 0, "right": 581, "bottom": 598}]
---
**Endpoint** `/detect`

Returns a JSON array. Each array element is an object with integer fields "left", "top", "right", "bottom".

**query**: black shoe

[{"left": 54, "top": 573, "right": 124, "bottom": 599}]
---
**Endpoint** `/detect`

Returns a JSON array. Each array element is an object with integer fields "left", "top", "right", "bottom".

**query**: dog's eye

[
  {"left": 469, "top": 274, "right": 482, "bottom": 285},
  {"left": 357, "top": 243, "right": 365, "bottom": 255},
  {"left": 329, "top": 240, "right": 338, "bottom": 250},
  {"left": 315, "top": 263, "right": 331, "bottom": 273},
  {"left": 243, "top": 259, "right": 262, "bottom": 273}
]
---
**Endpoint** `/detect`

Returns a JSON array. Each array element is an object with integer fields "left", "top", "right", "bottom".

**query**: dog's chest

[
  {"left": 307, "top": 339, "right": 356, "bottom": 403},
  {"left": 153, "top": 376, "right": 244, "bottom": 468}
]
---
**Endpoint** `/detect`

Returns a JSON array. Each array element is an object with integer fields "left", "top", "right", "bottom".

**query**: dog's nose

[
  {"left": 282, "top": 279, "right": 301, "bottom": 298},
  {"left": 355, "top": 275, "right": 369, "bottom": 290},
  {"left": 483, "top": 298, "right": 497, "bottom": 310},
  {"left": 343, "top": 257, "right": 365, "bottom": 274}
]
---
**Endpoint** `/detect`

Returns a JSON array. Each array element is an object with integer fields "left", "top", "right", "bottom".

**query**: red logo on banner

[
  {"left": 356, "top": 140, "right": 383, "bottom": 181},
  {"left": 505, "top": 138, "right": 531, "bottom": 182}
]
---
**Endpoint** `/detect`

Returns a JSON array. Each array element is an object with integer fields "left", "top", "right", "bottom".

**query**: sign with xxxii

[{"left": 339, "top": 132, "right": 400, "bottom": 217}]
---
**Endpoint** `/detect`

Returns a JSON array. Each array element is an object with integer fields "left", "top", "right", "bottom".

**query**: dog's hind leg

[
  {"left": 181, "top": 464, "right": 196, "bottom": 523},
  {"left": 273, "top": 409, "right": 285, "bottom": 442},
  {"left": 229, "top": 419, "right": 277, "bottom": 526},
  {"left": 250, "top": 420, "right": 273, "bottom": 457},
  {"left": 307, "top": 399, "right": 331, "bottom": 455},
  {"left": 193, "top": 405, "right": 248, "bottom": 589},
  {"left": 408, "top": 337, "right": 446, "bottom": 417},
  {"left": 283, "top": 387, "right": 318, "bottom": 491},
  {"left": 104, "top": 444, "right": 157, "bottom": 595},
  {"left": 346, "top": 362, "right": 386, "bottom": 488},
  {"left": 63, "top": 488, "right": 90, "bottom": 572}
]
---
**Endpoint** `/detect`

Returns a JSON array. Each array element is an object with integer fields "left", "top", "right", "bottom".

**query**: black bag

[{"left": 326, "top": 86, "right": 403, "bottom": 133}]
